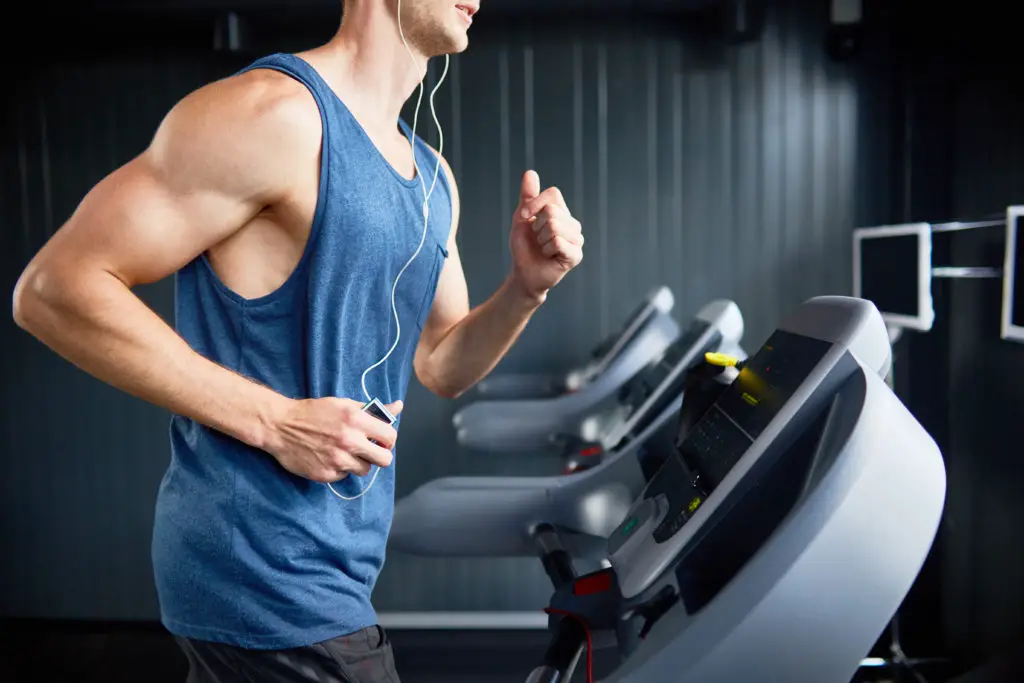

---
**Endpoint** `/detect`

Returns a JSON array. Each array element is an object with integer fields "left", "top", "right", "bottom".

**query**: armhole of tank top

[
  {"left": 436, "top": 170, "right": 454, "bottom": 252},
  {"left": 417, "top": 135, "right": 455, "bottom": 249},
  {"left": 196, "top": 59, "right": 331, "bottom": 310}
]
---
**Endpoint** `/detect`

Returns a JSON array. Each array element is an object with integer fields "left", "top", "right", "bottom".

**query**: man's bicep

[{"left": 49, "top": 156, "right": 259, "bottom": 288}]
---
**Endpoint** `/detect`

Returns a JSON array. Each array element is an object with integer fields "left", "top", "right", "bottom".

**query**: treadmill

[
  {"left": 474, "top": 285, "right": 677, "bottom": 400},
  {"left": 452, "top": 299, "right": 746, "bottom": 455},
  {"left": 389, "top": 296, "right": 946, "bottom": 683}
]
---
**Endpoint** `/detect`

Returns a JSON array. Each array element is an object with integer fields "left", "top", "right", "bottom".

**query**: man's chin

[
  {"left": 436, "top": 30, "right": 470, "bottom": 56},
  {"left": 435, "top": 45, "right": 468, "bottom": 57}
]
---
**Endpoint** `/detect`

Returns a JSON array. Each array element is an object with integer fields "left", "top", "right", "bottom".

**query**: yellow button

[{"left": 705, "top": 352, "right": 738, "bottom": 367}]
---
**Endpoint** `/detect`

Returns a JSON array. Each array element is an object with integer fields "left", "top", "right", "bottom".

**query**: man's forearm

[
  {"left": 13, "top": 266, "right": 290, "bottom": 449},
  {"left": 419, "top": 275, "right": 546, "bottom": 399}
]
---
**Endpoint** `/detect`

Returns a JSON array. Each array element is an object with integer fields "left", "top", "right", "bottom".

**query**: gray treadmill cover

[{"left": 599, "top": 296, "right": 944, "bottom": 683}]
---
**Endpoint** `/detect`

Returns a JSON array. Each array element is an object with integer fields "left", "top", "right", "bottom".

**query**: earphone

[{"left": 329, "top": 0, "right": 451, "bottom": 501}]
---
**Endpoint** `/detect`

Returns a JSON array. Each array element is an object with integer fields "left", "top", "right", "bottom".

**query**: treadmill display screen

[
  {"left": 678, "top": 330, "right": 833, "bottom": 490},
  {"left": 660, "top": 319, "right": 712, "bottom": 370},
  {"left": 618, "top": 319, "right": 710, "bottom": 411},
  {"left": 646, "top": 330, "right": 833, "bottom": 545}
]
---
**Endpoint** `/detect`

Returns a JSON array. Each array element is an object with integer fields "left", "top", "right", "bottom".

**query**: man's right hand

[{"left": 264, "top": 398, "right": 404, "bottom": 482}]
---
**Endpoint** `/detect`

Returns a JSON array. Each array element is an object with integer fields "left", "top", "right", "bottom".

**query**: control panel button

[
  {"left": 652, "top": 482, "right": 706, "bottom": 543},
  {"left": 608, "top": 497, "right": 656, "bottom": 555}
]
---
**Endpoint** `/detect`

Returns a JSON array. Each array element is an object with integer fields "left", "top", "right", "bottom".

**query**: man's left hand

[{"left": 509, "top": 170, "right": 584, "bottom": 301}]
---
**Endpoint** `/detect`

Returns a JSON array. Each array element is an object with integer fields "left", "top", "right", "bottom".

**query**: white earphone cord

[{"left": 330, "top": 0, "right": 450, "bottom": 500}]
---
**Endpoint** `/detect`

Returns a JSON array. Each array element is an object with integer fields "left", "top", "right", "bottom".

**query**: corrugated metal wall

[{"left": 1, "top": 2, "right": 886, "bottom": 620}]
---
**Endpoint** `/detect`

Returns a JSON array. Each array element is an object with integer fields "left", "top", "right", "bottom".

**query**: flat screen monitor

[
  {"left": 1001, "top": 206, "right": 1024, "bottom": 343},
  {"left": 853, "top": 222, "right": 934, "bottom": 332}
]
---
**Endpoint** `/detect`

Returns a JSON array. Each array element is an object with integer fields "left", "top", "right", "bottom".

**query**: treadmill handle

[
  {"left": 524, "top": 616, "right": 588, "bottom": 683},
  {"left": 529, "top": 524, "right": 590, "bottom": 682},
  {"left": 534, "top": 523, "right": 578, "bottom": 590},
  {"left": 524, "top": 666, "right": 560, "bottom": 683}
]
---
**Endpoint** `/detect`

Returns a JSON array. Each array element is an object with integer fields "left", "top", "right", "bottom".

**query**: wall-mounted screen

[
  {"left": 853, "top": 222, "right": 934, "bottom": 332},
  {"left": 1001, "top": 206, "right": 1024, "bottom": 343}
]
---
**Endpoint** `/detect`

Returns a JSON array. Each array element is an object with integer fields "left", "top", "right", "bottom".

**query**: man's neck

[{"left": 314, "top": 3, "right": 430, "bottom": 133}]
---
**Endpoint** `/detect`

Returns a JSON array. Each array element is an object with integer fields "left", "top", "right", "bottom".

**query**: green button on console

[{"left": 621, "top": 516, "right": 639, "bottom": 536}]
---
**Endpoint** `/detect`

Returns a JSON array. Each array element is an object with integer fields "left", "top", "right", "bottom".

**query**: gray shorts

[{"left": 175, "top": 625, "right": 401, "bottom": 683}]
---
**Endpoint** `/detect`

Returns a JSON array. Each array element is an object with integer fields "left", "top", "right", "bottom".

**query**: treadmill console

[
  {"left": 614, "top": 318, "right": 713, "bottom": 414},
  {"left": 678, "top": 330, "right": 832, "bottom": 491},
  {"left": 607, "top": 328, "right": 839, "bottom": 600},
  {"left": 600, "top": 298, "right": 747, "bottom": 453}
]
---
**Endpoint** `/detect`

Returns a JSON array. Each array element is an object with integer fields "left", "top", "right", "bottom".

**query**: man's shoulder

[
  {"left": 141, "top": 61, "right": 324, "bottom": 205},
  {"left": 183, "top": 65, "right": 322, "bottom": 138},
  {"left": 150, "top": 63, "right": 323, "bottom": 177}
]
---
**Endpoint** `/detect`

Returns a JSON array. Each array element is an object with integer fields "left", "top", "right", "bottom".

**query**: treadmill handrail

[
  {"left": 589, "top": 286, "right": 674, "bottom": 377},
  {"left": 589, "top": 304, "right": 659, "bottom": 378}
]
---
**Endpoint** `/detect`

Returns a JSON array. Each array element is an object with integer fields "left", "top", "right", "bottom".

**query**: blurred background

[{"left": 2, "top": 0, "right": 1022, "bottom": 681}]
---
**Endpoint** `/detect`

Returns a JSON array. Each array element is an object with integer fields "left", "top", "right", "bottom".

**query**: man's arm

[
  {"left": 12, "top": 75, "right": 305, "bottom": 446},
  {"left": 414, "top": 160, "right": 583, "bottom": 400},
  {"left": 11, "top": 72, "right": 399, "bottom": 480}
]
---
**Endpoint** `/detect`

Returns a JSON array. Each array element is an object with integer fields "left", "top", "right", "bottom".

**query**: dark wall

[
  {"left": 882, "top": 3, "right": 1024, "bottom": 672},
  {"left": 941, "top": 44, "right": 1024, "bottom": 670},
  {"left": 3, "top": 0, "right": 893, "bottom": 622},
  {"left": 2, "top": 55, "right": 250, "bottom": 620}
]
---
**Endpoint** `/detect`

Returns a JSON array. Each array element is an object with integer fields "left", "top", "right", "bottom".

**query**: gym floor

[{"left": 1, "top": 620, "right": 988, "bottom": 683}]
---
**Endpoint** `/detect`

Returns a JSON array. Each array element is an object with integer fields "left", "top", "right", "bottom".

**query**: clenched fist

[
  {"left": 509, "top": 170, "right": 584, "bottom": 299},
  {"left": 262, "top": 397, "right": 403, "bottom": 482}
]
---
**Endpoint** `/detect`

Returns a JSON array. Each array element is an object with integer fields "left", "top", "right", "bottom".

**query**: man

[{"left": 11, "top": 0, "right": 584, "bottom": 680}]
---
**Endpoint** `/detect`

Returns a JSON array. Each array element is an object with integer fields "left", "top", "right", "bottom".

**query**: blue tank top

[{"left": 151, "top": 53, "right": 453, "bottom": 649}]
